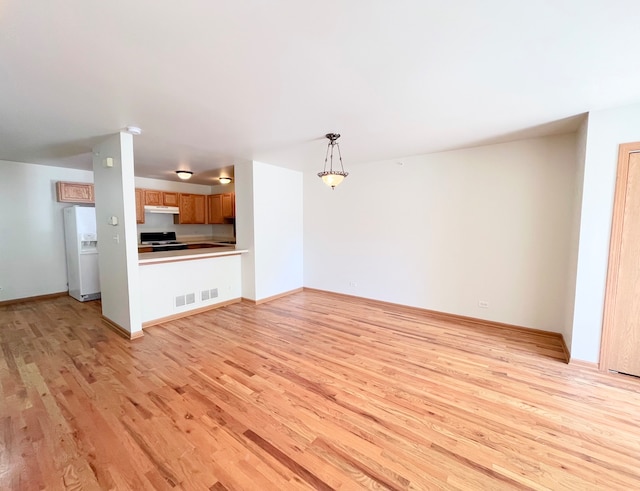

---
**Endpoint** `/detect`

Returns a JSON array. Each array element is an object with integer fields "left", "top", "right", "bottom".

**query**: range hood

[{"left": 144, "top": 205, "right": 180, "bottom": 214}]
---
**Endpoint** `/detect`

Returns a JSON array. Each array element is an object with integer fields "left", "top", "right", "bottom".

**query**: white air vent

[
  {"left": 210, "top": 288, "right": 218, "bottom": 298},
  {"left": 175, "top": 295, "right": 186, "bottom": 307},
  {"left": 186, "top": 293, "right": 195, "bottom": 305},
  {"left": 201, "top": 290, "right": 210, "bottom": 301}
]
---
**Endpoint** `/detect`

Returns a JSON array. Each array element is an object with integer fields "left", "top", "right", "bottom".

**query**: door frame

[{"left": 600, "top": 142, "right": 640, "bottom": 372}]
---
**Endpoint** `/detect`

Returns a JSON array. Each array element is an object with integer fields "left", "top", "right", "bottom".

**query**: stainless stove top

[{"left": 140, "top": 232, "right": 187, "bottom": 251}]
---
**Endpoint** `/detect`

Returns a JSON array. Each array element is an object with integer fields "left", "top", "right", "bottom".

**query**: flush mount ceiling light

[
  {"left": 175, "top": 170, "right": 193, "bottom": 180},
  {"left": 218, "top": 177, "right": 232, "bottom": 184},
  {"left": 125, "top": 126, "right": 142, "bottom": 135},
  {"left": 318, "top": 133, "right": 348, "bottom": 189}
]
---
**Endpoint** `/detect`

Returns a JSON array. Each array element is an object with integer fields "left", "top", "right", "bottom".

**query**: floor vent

[
  {"left": 186, "top": 293, "right": 196, "bottom": 305},
  {"left": 175, "top": 295, "right": 186, "bottom": 307},
  {"left": 210, "top": 288, "right": 219, "bottom": 298}
]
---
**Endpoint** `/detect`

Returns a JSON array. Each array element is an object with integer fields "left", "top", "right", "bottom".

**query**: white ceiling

[{"left": 2, "top": 1, "right": 640, "bottom": 184}]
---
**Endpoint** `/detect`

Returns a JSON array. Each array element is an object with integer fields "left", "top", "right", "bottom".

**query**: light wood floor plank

[{"left": 2, "top": 291, "right": 640, "bottom": 490}]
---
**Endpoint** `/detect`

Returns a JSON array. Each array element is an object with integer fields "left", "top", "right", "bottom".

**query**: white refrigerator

[{"left": 63, "top": 206, "right": 101, "bottom": 302}]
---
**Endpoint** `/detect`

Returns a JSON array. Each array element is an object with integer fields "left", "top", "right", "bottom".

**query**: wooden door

[{"left": 602, "top": 143, "right": 640, "bottom": 376}]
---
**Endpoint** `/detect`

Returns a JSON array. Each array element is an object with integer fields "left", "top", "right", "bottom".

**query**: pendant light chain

[
  {"left": 335, "top": 141, "right": 345, "bottom": 173},
  {"left": 329, "top": 140, "right": 335, "bottom": 172},
  {"left": 324, "top": 141, "right": 332, "bottom": 173}
]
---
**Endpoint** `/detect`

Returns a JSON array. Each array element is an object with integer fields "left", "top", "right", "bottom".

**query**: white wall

[
  {"left": 0, "top": 159, "right": 93, "bottom": 301},
  {"left": 93, "top": 133, "right": 141, "bottom": 334},
  {"left": 563, "top": 117, "right": 588, "bottom": 354},
  {"left": 235, "top": 161, "right": 256, "bottom": 300},
  {"left": 135, "top": 177, "right": 214, "bottom": 195},
  {"left": 571, "top": 102, "right": 640, "bottom": 362},
  {"left": 252, "top": 161, "right": 303, "bottom": 300},
  {"left": 139, "top": 255, "right": 241, "bottom": 323},
  {"left": 235, "top": 161, "right": 303, "bottom": 301},
  {"left": 0, "top": 162, "right": 237, "bottom": 303},
  {"left": 304, "top": 134, "right": 578, "bottom": 333}
]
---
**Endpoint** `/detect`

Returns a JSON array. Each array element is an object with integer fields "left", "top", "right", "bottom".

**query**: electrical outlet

[
  {"left": 349, "top": 281, "right": 357, "bottom": 287},
  {"left": 478, "top": 300, "right": 489, "bottom": 309}
]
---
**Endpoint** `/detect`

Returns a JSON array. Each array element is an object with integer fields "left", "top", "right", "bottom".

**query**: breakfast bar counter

[
  {"left": 138, "top": 245, "right": 247, "bottom": 265},
  {"left": 138, "top": 245, "right": 248, "bottom": 327}
]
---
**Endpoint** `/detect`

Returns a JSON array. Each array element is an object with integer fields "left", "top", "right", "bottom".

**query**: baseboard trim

[
  {"left": 568, "top": 358, "right": 599, "bottom": 370},
  {"left": 142, "top": 298, "right": 241, "bottom": 328},
  {"left": 303, "top": 287, "right": 565, "bottom": 340},
  {"left": 242, "top": 287, "right": 303, "bottom": 306},
  {"left": 560, "top": 335, "right": 571, "bottom": 364},
  {"left": 101, "top": 315, "right": 144, "bottom": 340},
  {"left": 0, "top": 291, "right": 68, "bottom": 307}
]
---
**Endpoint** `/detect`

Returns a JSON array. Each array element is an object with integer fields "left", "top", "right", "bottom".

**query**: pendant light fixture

[{"left": 318, "top": 133, "right": 348, "bottom": 189}]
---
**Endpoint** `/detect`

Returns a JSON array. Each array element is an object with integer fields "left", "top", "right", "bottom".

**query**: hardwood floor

[{"left": 2, "top": 291, "right": 640, "bottom": 490}]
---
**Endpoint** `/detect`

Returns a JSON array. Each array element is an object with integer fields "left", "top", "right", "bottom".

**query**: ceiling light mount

[
  {"left": 125, "top": 126, "right": 142, "bottom": 135},
  {"left": 318, "top": 132, "right": 348, "bottom": 189},
  {"left": 175, "top": 170, "right": 193, "bottom": 180},
  {"left": 218, "top": 177, "right": 232, "bottom": 184}
]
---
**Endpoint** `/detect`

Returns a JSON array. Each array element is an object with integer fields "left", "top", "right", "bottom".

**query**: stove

[{"left": 140, "top": 232, "right": 188, "bottom": 252}]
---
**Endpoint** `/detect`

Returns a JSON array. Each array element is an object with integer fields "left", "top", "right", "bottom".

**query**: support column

[
  {"left": 234, "top": 161, "right": 256, "bottom": 301},
  {"left": 92, "top": 132, "right": 142, "bottom": 338}
]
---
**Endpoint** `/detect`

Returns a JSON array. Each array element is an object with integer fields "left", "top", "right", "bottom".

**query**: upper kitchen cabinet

[
  {"left": 135, "top": 188, "right": 145, "bottom": 224},
  {"left": 222, "top": 193, "right": 235, "bottom": 219},
  {"left": 144, "top": 190, "right": 179, "bottom": 206},
  {"left": 56, "top": 182, "right": 94, "bottom": 204},
  {"left": 207, "top": 194, "right": 223, "bottom": 224},
  {"left": 176, "top": 193, "right": 206, "bottom": 224},
  {"left": 207, "top": 193, "right": 235, "bottom": 224},
  {"left": 162, "top": 192, "right": 179, "bottom": 206},
  {"left": 143, "top": 190, "right": 162, "bottom": 205}
]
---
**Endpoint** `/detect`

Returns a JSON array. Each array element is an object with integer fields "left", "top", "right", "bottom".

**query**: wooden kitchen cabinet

[
  {"left": 143, "top": 190, "right": 162, "bottom": 206},
  {"left": 192, "top": 194, "right": 207, "bottom": 223},
  {"left": 135, "top": 188, "right": 145, "bottom": 224},
  {"left": 162, "top": 192, "right": 179, "bottom": 206},
  {"left": 208, "top": 193, "right": 235, "bottom": 224},
  {"left": 222, "top": 193, "right": 235, "bottom": 218},
  {"left": 207, "top": 194, "right": 223, "bottom": 224},
  {"left": 56, "top": 182, "right": 94, "bottom": 203},
  {"left": 143, "top": 190, "right": 179, "bottom": 206},
  {"left": 176, "top": 193, "right": 206, "bottom": 224}
]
